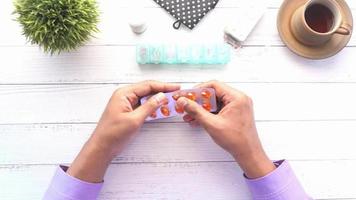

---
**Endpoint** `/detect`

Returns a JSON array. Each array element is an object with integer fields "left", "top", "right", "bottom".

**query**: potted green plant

[{"left": 14, "top": 0, "right": 99, "bottom": 54}]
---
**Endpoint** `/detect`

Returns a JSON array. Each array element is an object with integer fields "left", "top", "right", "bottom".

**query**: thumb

[
  {"left": 133, "top": 92, "right": 167, "bottom": 121},
  {"left": 177, "top": 97, "right": 215, "bottom": 125}
]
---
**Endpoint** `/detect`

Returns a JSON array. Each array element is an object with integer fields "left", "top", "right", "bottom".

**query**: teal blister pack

[{"left": 136, "top": 44, "right": 231, "bottom": 65}]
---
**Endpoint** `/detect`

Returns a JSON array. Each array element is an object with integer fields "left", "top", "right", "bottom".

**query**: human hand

[
  {"left": 67, "top": 81, "right": 180, "bottom": 182},
  {"left": 92, "top": 80, "right": 180, "bottom": 157},
  {"left": 176, "top": 81, "right": 275, "bottom": 178}
]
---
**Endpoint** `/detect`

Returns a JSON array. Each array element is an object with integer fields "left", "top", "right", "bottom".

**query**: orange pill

[
  {"left": 163, "top": 98, "right": 169, "bottom": 105},
  {"left": 202, "top": 102, "right": 211, "bottom": 111},
  {"left": 201, "top": 90, "right": 211, "bottom": 99},
  {"left": 160, "top": 106, "right": 170, "bottom": 116},
  {"left": 172, "top": 93, "right": 180, "bottom": 101},
  {"left": 186, "top": 92, "right": 197, "bottom": 101},
  {"left": 175, "top": 104, "right": 184, "bottom": 114},
  {"left": 150, "top": 111, "right": 157, "bottom": 118}
]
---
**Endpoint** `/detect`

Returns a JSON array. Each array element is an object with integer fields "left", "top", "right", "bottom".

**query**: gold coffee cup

[{"left": 291, "top": 0, "right": 352, "bottom": 46}]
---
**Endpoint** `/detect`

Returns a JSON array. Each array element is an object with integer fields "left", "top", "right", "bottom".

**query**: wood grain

[
  {"left": 2, "top": 0, "right": 355, "bottom": 85},
  {"left": 1, "top": 160, "right": 356, "bottom": 200},
  {"left": 1, "top": 0, "right": 356, "bottom": 199},
  {"left": 2, "top": 6, "right": 355, "bottom": 46},
  {"left": 1, "top": 83, "right": 356, "bottom": 123},
  {"left": 112, "top": 0, "right": 356, "bottom": 9},
  {"left": 1, "top": 46, "right": 356, "bottom": 84},
  {"left": 98, "top": 0, "right": 356, "bottom": 9},
  {"left": 0, "top": 121, "right": 356, "bottom": 165}
]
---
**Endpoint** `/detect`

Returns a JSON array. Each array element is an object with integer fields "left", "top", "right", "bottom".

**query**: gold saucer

[{"left": 277, "top": 0, "right": 353, "bottom": 59}]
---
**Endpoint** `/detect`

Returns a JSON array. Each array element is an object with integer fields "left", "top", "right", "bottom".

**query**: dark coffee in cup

[{"left": 305, "top": 4, "right": 334, "bottom": 33}]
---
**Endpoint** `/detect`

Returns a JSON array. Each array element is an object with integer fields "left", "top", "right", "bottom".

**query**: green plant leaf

[{"left": 13, "top": 0, "right": 100, "bottom": 55}]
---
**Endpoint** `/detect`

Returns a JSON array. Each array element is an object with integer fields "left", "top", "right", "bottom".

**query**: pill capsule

[
  {"left": 175, "top": 104, "right": 184, "bottom": 114},
  {"left": 160, "top": 106, "right": 170, "bottom": 116},
  {"left": 150, "top": 111, "right": 157, "bottom": 118},
  {"left": 172, "top": 93, "right": 180, "bottom": 101},
  {"left": 138, "top": 47, "right": 149, "bottom": 64},
  {"left": 201, "top": 90, "right": 211, "bottom": 99},
  {"left": 162, "top": 98, "right": 169, "bottom": 105},
  {"left": 186, "top": 92, "right": 197, "bottom": 101},
  {"left": 202, "top": 102, "right": 211, "bottom": 111}
]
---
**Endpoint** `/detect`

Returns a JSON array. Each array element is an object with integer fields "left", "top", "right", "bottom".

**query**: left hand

[
  {"left": 67, "top": 81, "right": 180, "bottom": 182},
  {"left": 93, "top": 80, "right": 180, "bottom": 157}
]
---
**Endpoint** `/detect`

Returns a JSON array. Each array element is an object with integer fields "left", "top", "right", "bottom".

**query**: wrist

[
  {"left": 234, "top": 151, "right": 276, "bottom": 179},
  {"left": 92, "top": 120, "right": 135, "bottom": 159},
  {"left": 67, "top": 136, "right": 113, "bottom": 183},
  {"left": 90, "top": 132, "right": 120, "bottom": 160}
]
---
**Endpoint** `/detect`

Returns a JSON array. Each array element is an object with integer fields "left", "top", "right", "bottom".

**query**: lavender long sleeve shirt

[{"left": 43, "top": 160, "right": 310, "bottom": 200}]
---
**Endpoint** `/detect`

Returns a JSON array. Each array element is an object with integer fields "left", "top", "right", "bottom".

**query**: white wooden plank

[
  {"left": 1, "top": 121, "right": 356, "bottom": 165},
  {"left": 0, "top": 0, "right": 278, "bottom": 10},
  {"left": 92, "top": 8, "right": 356, "bottom": 46},
  {"left": 74, "top": 0, "right": 356, "bottom": 9},
  {"left": 1, "top": 83, "right": 356, "bottom": 124},
  {"left": 147, "top": 0, "right": 356, "bottom": 9},
  {"left": 1, "top": 160, "right": 355, "bottom": 200},
  {"left": 115, "top": 0, "right": 356, "bottom": 9},
  {"left": 0, "top": 6, "right": 284, "bottom": 46},
  {"left": 1, "top": 1, "right": 355, "bottom": 200},
  {"left": 1, "top": 46, "right": 356, "bottom": 84},
  {"left": 96, "top": 0, "right": 356, "bottom": 9},
  {"left": 2, "top": 1, "right": 355, "bottom": 46}
]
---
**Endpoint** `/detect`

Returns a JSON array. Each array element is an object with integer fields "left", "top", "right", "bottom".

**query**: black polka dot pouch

[{"left": 154, "top": 0, "right": 220, "bottom": 30}]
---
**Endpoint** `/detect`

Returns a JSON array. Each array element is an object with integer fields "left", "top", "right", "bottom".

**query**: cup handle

[{"left": 335, "top": 23, "right": 352, "bottom": 35}]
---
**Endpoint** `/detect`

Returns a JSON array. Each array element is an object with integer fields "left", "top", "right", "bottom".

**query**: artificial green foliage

[{"left": 14, "top": 0, "right": 99, "bottom": 54}]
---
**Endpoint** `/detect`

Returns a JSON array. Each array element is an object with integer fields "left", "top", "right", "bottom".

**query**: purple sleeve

[
  {"left": 43, "top": 165, "right": 103, "bottom": 200},
  {"left": 245, "top": 160, "right": 312, "bottom": 200}
]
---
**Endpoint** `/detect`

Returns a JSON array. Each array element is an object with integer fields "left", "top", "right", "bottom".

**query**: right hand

[{"left": 176, "top": 80, "right": 276, "bottom": 179}]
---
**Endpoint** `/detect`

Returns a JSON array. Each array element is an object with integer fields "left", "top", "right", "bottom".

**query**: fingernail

[
  {"left": 177, "top": 97, "right": 188, "bottom": 108},
  {"left": 153, "top": 92, "right": 167, "bottom": 105}
]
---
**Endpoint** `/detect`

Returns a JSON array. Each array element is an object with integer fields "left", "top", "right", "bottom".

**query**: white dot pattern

[{"left": 154, "top": 0, "right": 219, "bottom": 29}]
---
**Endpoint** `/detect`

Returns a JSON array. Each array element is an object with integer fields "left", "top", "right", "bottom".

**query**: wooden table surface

[{"left": 1, "top": 0, "right": 356, "bottom": 199}]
